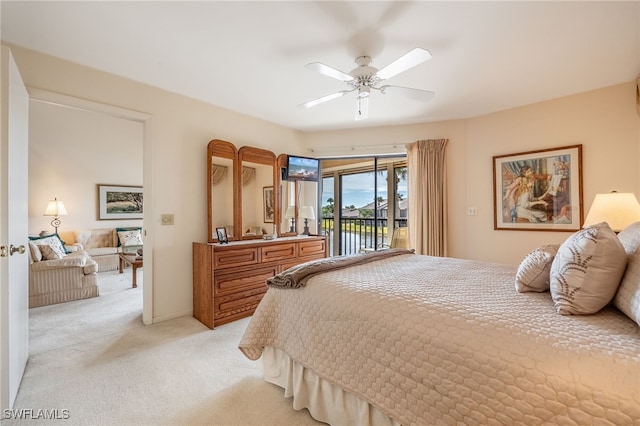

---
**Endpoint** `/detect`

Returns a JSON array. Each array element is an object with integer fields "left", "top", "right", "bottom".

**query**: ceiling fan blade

[
  {"left": 305, "top": 62, "right": 354, "bottom": 82},
  {"left": 298, "top": 90, "right": 351, "bottom": 109},
  {"left": 355, "top": 94, "right": 369, "bottom": 120},
  {"left": 376, "top": 48, "right": 432, "bottom": 81},
  {"left": 380, "top": 85, "right": 435, "bottom": 102}
]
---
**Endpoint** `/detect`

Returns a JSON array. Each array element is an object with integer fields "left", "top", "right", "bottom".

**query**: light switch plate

[{"left": 161, "top": 214, "right": 174, "bottom": 225}]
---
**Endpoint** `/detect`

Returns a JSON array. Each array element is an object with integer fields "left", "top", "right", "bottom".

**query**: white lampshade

[
  {"left": 284, "top": 206, "right": 296, "bottom": 219},
  {"left": 299, "top": 206, "right": 316, "bottom": 220},
  {"left": 43, "top": 198, "right": 68, "bottom": 217},
  {"left": 583, "top": 192, "right": 640, "bottom": 232}
]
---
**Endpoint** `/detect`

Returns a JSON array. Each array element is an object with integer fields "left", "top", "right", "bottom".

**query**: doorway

[{"left": 27, "top": 89, "right": 152, "bottom": 324}]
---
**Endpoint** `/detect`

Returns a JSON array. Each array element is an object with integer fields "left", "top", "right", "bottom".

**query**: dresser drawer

[
  {"left": 214, "top": 286, "right": 267, "bottom": 321},
  {"left": 214, "top": 247, "right": 258, "bottom": 269},
  {"left": 298, "top": 239, "right": 326, "bottom": 258},
  {"left": 214, "top": 265, "right": 277, "bottom": 296},
  {"left": 260, "top": 243, "right": 296, "bottom": 263}
]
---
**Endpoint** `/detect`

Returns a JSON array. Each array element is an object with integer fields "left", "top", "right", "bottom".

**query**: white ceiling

[{"left": 2, "top": 1, "right": 639, "bottom": 132}]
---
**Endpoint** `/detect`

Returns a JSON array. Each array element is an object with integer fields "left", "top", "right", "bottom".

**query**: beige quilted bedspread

[{"left": 239, "top": 254, "right": 640, "bottom": 425}]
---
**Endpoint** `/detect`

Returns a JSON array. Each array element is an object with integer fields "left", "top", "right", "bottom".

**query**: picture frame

[
  {"left": 263, "top": 186, "right": 275, "bottom": 223},
  {"left": 215, "top": 226, "right": 228, "bottom": 244},
  {"left": 493, "top": 145, "right": 583, "bottom": 231},
  {"left": 98, "top": 184, "right": 143, "bottom": 220}
]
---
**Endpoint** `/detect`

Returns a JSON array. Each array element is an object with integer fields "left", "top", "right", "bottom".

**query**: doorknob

[{"left": 10, "top": 244, "right": 26, "bottom": 255}]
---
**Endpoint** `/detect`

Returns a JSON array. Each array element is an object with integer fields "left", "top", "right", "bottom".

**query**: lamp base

[
  {"left": 302, "top": 218, "right": 311, "bottom": 236},
  {"left": 289, "top": 218, "right": 295, "bottom": 233}
]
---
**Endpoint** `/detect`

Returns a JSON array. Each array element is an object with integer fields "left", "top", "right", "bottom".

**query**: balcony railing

[{"left": 321, "top": 216, "right": 408, "bottom": 256}]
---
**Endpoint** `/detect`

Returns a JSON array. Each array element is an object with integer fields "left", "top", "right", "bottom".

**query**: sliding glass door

[{"left": 320, "top": 156, "right": 407, "bottom": 256}]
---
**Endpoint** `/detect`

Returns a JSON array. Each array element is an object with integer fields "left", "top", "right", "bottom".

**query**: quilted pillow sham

[
  {"left": 515, "top": 244, "right": 559, "bottom": 292},
  {"left": 550, "top": 222, "right": 627, "bottom": 315}
]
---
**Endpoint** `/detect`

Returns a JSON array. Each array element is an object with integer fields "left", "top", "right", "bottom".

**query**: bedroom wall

[{"left": 302, "top": 82, "right": 640, "bottom": 265}]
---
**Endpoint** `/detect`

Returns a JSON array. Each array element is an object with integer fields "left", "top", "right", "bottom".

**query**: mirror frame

[
  {"left": 277, "top": 154, "right": 299, "bottom": 237},
  {"left": 207, "top": 139, "right": 239, "bottom": 243},
  {"left": 238, "top": 146, "right": 278, "bottom": 240}
]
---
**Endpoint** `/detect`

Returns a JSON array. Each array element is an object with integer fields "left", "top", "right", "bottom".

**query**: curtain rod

[{"left": 307, "top": 143, "right": 407, "bottom": 154}]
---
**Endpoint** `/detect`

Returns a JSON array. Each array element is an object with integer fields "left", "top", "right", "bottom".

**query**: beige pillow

[
  {"left": 550, "top": 222, "right": 627, "bottom": 315},
  {"left": 515, "top": 244, "right": 559, "bottom": 292},
  {"left": 614, "top": 247, "right": 640, "bottom": 326},
  {"left": 39, "top": 244, "right": 63, "bottom": 260}
]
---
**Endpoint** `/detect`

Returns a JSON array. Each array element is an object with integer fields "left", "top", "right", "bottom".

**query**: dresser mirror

[
  {"left": 208, "top": 139, "right": 239, "bottom": 243},
  {"left": 238, "top": 146, "right": 278, "bottom": 239},
  {"left": 278, "top": 154, "right": 297, "bottom": 236}
]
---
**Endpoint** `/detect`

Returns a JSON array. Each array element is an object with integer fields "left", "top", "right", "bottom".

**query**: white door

[{"left": 0, "top": 47, "right": 30, "bottom": 411}]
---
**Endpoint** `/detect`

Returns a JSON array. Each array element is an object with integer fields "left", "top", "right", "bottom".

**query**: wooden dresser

[{"left": 192, "top": 235, "right": 327, "bottom": 329}]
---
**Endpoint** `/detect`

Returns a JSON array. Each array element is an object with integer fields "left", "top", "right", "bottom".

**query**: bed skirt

[{"left": 261, "top": 346, "right": 401, "bottom": 426}]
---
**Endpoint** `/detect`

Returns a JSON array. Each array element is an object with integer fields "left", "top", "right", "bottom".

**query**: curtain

[
  {"left": 211, "top": 164, "right": 228, "bottom": 187},
  {"left": 242, "top": 166, "right": 256, "bottom": 187},
  {"left": 406, "top": 139, "right": 448, "bottom": 256}
]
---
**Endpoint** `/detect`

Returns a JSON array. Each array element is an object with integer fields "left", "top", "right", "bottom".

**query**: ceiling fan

[{"left": 298, "top": 47, "right": 435, "bottom": 121}]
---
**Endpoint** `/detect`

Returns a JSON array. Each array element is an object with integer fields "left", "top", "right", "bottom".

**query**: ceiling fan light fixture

[{"left": 358, "top": 86, "right": 371, "bottom": 98}]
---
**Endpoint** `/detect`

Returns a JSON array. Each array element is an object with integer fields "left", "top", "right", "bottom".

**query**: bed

[{"left": 239, "top": 223, "right": 640, "bottom": 425}]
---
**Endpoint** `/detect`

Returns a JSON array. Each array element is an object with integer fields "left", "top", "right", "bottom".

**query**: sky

[{"left": 321, "top": 171, "right": 408, "bottom": 209}]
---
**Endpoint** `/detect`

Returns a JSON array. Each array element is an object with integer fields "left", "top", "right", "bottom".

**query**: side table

[{"left": 118, "top": 253, "right": 143, "bottom": 288}]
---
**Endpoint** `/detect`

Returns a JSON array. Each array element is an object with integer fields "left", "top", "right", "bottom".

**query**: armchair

[{"left": 28, "top": 243, "right": 99, "bottom": 308}]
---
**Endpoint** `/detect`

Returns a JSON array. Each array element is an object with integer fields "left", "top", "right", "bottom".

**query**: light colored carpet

[{"left": 8, "top": 270, "right": 323, "bottom": 425}]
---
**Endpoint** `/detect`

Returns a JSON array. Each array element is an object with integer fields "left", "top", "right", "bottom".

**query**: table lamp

[
  {"left": 299, "top": 206, "right": 315, "bottom": 236},
  {"left": 43, "top": 197, "right": 68, "bottom": 234},
  {"left": 582, "top": 192, "right": 640, "bottom": 232},
  {"left": 284, "top": 206, "right": 296, "bottom": 233}
]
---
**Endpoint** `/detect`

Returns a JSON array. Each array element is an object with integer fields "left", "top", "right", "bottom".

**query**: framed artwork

[
  {"left": 263, "top": 186, "right": 275, "bottom": 223},
  {"left": 493, "top": 145, "right": 583, "bottom": 231},
  {"left": 98, "top": 185, "right": 143, "bottom": 220},
  {"left": 215, "top": 227, "right": 228, "bottom": 244}
]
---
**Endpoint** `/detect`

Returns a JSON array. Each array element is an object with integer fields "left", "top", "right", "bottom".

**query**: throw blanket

[{"left": 266, "top": 248, "right": 414, "bottom": 288}]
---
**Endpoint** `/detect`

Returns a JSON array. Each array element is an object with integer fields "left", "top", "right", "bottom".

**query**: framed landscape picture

[
  {"left": 98, "top": 184, "right": 143, "bottom": 220},
  {"left": 493, "top": 145, "right": 583, "bottom": 231}
]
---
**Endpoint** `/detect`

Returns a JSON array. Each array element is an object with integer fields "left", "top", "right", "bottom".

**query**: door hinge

[{"left": 0, "top": 246, "right": 8, "bottom": 257}]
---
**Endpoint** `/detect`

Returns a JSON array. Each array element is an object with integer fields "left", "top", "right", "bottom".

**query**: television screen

[{"left": 286, "top": 155, "right": 319, "bottom": 181}]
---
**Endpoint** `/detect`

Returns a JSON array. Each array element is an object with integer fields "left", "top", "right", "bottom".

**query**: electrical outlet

[
  {"left": 161, "top": 214, "right": 174, "bottom": 225},
  {"left": 467, "top": 207, "right": 478, "bottom": 216}
]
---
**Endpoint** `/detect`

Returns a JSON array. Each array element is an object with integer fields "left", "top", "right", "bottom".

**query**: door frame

[{"left": 28, "top": 89, "right": 154, "bottom": 325}]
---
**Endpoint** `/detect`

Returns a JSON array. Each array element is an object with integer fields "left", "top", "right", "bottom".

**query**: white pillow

[
  {"left": 28, "top": 242, "right": 42, "bottom": 262},
  {"left": 614, "top": 247, "right": 640, "bottom": 326},
  {"left": 515, "top": 244, "right": 559, "bottom": 292},
  {"left": 31, "top": 235, "right": 66, "bottom": 259},
  {"left": 118, "top": 229, "right": 143, "bottom": 247},
  {"left": 550, "top": 222, "right": 627, "bottom": 315}
]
